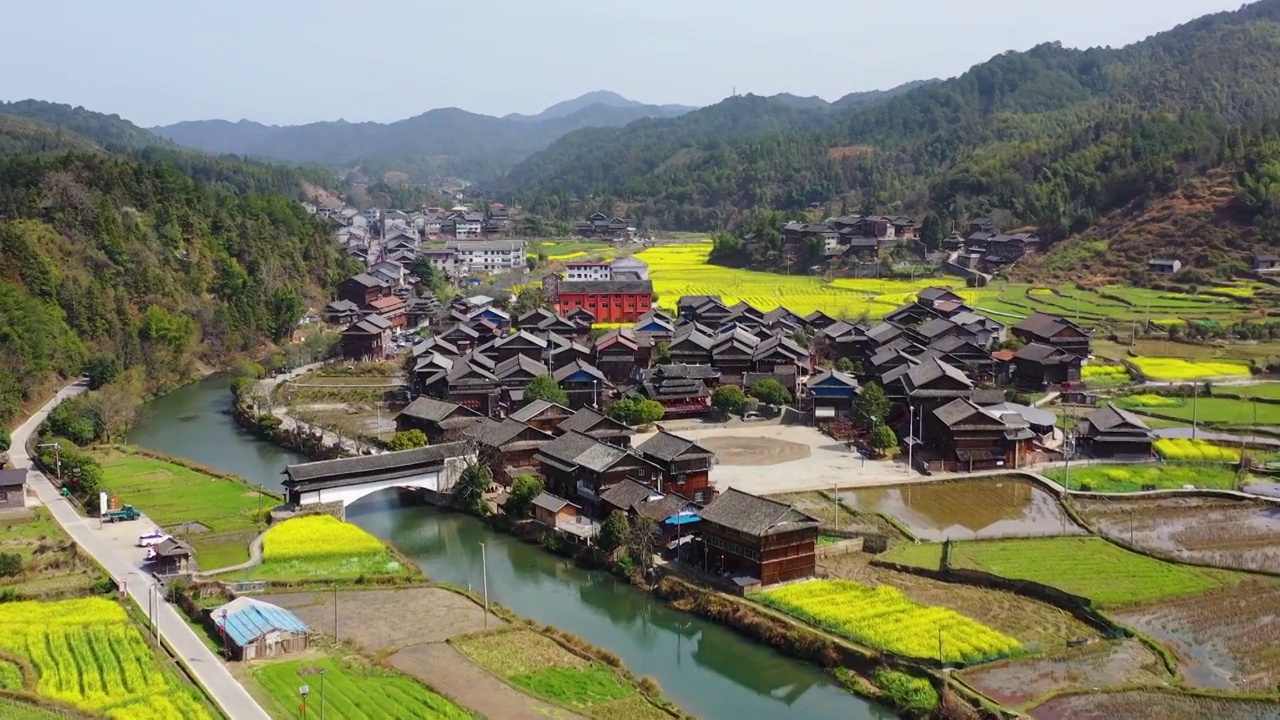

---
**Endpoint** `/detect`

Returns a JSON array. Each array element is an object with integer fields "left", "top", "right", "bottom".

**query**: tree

[
  {"left": 653, "top": 341, "right": 671, "bottom": 365},
  {"left": 505, "top": 474, "right": 544, "bottom": 518},
  {"left": 0, "top": 427, "right": 9, "bottom": 452},
  {"left": 82, "top": 354, "right": 122, "bottom": 390},
  {"left": 81, "top": 383, "right": 142, "bottom": 444},
  {"left": 711, "top": 385, "right": 748, "bottom": 416},
  {"left": 511, "top": 285, "right": 550, "bottom": 316},
  {"left": 870, "top": 425, "right": 898, "bottom": 454},
  {"left": 623, "top": 516, "right": 662, "bottom": 570},
  {"left": 835, "top": 356, "right": 858, "bottom": 373},
  {"left": 522, "top": 374, "right": 569, "bottom": 407},
  {"left": 749, "top": 378, "right": 793, "bottom": 406},
  {"left": 607, "top": 397, "right": 665, "bottom": 425},
  {"left": 0, "top": 553, "right": 21, "bottom": 578},
  {"left": 599, "top": 510, "right": 629, "bottom": 552},
  {"left": 855, "top": 382, "right": 891, "bottom": 429},
  {"left": 452, "top": 463, "right": 492, "bottom": 515},
  {"left": 920, "top": 213, "right": 946, "bottom": 251},
  {"left": 387, "top": 429, "right": 428, "bottom": 451}
]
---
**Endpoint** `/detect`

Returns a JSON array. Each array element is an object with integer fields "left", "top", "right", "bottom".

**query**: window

[{"left": 675, "top": 473, "right": 687, "bottom": 484}]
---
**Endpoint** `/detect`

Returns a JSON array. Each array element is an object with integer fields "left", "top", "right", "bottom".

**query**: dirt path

[{"left": 390, "top": 644, "right": 585, "bottom": 720}]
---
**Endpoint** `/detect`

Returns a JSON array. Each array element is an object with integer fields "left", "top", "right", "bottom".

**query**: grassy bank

[
  {"left": 91, "top": 446, "right": 275, "bottom": 570},
  {"left": 0, "top": 509, "right": 104, "bottom": 601},
  {"left": 1044, "top": 463, "right": 1237, "bottom": 492}
]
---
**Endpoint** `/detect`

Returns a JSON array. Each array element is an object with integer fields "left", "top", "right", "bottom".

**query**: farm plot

[
  {"left": 819, "top": 552, "right": 1097, "bottom": 653},
  {"left": 1074, "top": 496, "right": 1280, "bottom": 573},
  {"left": 0, "top": 509, "right": 103, "bottom": 601},
  {"left": 634, "top": 242, "right": 972, "bottom": 318},
  {"left": 1080, "top": 363, "right": 1131, "bottom": 387},
  {"left": 1153, "top": 438, "right": 1240, "bottom": 462},
  {"left": 1030, "top": 689, "right": 1280, "bottom": 720},
  {"left": 767, "top": 491, "right": 901, "bottom": 537},
  {"left": 0, "top": 697, "right": 92, "bottom": 720},
  {"left": 252, "top": 655, "right": 473, "bottom": 720},
  {"left": 945, "top": 537, "right": 1232, "bottom": 606},
  {"left": 1113, "top": 580, "right": 1280, "bottom": 692},
  {"left": 838, "top": 478, "right": 1085, "bottom": 541},
  {"left": 0, "top": 598, "right": 213, "bottom": 720},
  {"left": 242, "top": 514, "right": 408, "bottom": 582},
  {"left": 452, "top": 628, "right": 671, "bottom": 720},
  {"left": 1044, "top": 463, "right": 1237, "bottom": 492},
  {"left": 961, "top": 639, "right": 1170, "bottom": 709},
  {"left": 755, "top": 579, "right": 1022, "bottom": 664},
  {"left": 1127, "top": 357, "right": 1253, "bottom": 381},
  {"left": 1117, "top": 395, "right": 1280, "bottom": 426}
]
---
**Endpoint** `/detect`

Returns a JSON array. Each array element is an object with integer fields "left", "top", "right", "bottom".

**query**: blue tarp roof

[
  {"left": 664, "top": 511, "right": 702, "bottom": 526},
  {"left": 213, "top": 597, "right": 309, "bottom": 647}
]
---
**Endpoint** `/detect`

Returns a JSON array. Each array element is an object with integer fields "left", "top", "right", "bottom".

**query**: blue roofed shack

[{"left": 212, "top": 597, "right": 310, "bottom": 661}]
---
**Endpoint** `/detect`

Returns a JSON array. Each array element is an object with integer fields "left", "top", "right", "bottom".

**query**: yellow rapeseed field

[
  {"left": 1128, "top": 357, "right": 1253, "bottom": 381},
  {"left": 1153, "top": 438, "right": 1240, "bottom": 462},
  {"left": 0, "top": 598, "right": 212, "bottom": 720},
  {"left": 756, "top": 579, "right": 1021, "bottom": 664},
  {"left": 262, "top": 514, "right": 386, "bottom": 561},
  {"left": 633, "top": 242, "right": 980, "bottom": 318}
]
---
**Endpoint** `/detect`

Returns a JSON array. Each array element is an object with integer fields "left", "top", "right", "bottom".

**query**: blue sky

[{"left": 0, "top": 0, "right": 1249, "bottom": 126}]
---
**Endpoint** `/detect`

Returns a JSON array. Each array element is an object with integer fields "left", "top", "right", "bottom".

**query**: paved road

[{"left": 11, "top": 381, "right": 273, "bottom": 720}]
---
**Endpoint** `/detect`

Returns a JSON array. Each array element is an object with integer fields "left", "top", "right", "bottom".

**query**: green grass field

[
  {"left": 881, "top": 542, "right": 944, "bottom": 570},
  {"left": 1044, "top": 463, "right": 1238, "bottom": 492},
  {"left": 947, "top": 537, "right": 1233, "bottom": 606},
  {"left": 252, "top": 656, "right": 472, "bottom": 720},
  {"left": 0, "top": 509, "right": 103, "bottom": 600},
  {"left": 1214, "top": 382, "right": 1280, "bottom": 400},
  {"left": 0, "top": 697, "right": 84, "bottom": 719},
  {"left": 453, "top": 628, "right": 669, "bottom": 720},
  {"left": 1117, "top": 395, "right": 1280, "bottom": 426},
  {"left": 92, "top": 448, "right": 272, "bottom": 570}
]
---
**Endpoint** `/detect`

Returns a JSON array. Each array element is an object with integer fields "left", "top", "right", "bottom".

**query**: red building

[{"left": 556, "top": 280, "right": 653, "bottom": 324}]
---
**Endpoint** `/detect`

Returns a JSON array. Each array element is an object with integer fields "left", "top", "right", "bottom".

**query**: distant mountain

[
  {"left": 765, "top": 93, "right": 834, "bottom": 110},
  {"left": 0, "top": 99, "right": 169, "bottom": 150},
  {"left": 0, "top": 115, "right": 101, "bottom": 156},
  {"left": 152, "top": 93, "right": 696, "bottom": 182},
  {"left": 504, "top": 90, "right": 696, "bottom": 122}
]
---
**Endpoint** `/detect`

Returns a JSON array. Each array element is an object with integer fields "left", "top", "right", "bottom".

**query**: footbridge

[{"left": 282, "top": 442, "right": 475, "bottom": 510}]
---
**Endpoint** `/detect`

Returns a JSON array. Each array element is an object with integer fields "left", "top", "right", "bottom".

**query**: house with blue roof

[{"left": 212, "top": 597, "right": 310, "bottom": 661}]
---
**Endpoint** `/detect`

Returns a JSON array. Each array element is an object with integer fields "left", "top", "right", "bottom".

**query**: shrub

[
  {"left": 607, "top": 397, "right": 665, "bottom": 425},
  {"left": 600, "top": 511, "right": 629, "bottom": 552},
  {"left": 870, "top": 425, "right": 898, "bottom": 452},
  {"left": 505, "top": 474, "right": 544, "bottom": 518},
  {"left": 872, "top": 668, "right": 939, "bottom": 715},
  {"left": 711, "top": 385, "right": 748, "bottom": 415},
  {"left": 0, "top": 427, "right": 9, "bottom": 453},
  {"left": 0, "top": 553, "right": 21, "bottom": 577},
  {"left": 749, "top": 378, "right": 793, "bottom": 406},
  {"left": 387, "top": 429, "right": 428, "bottom": 451},
  {"left": 522, "top": 374, "right": 569, "bottom": 407}
]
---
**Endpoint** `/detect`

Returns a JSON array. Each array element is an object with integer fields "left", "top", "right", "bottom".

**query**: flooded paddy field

[
  {"left": 818, "top": 552, "right": 1097, "bottom": 654},
  {"left": 838, "top": 477, "right": 1084, "bottom": 541},
  {"left": 961, "top": 639, "right": 1169, "bottom": 709},
  {"left": 1030, "top": 690, "right": 1280, "bottom": 720},
  {"left": 1113, "top": 580, "right": 1280, "bottom": 692},
  {"left": 1074, "top": 496, "right": 1280, "bottom": 573},
  {"left": 770, "top": 491, "right": 901, "bottom": 538}
]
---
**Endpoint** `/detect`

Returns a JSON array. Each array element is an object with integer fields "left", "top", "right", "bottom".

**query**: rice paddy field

[
  {"left": 961, "top": 639, "right": 1170, "bottom": 709},
  {"left": 1114, "top": 395, "right": 1280, "bottom": 426},
  {"left": 1029, "top": 689, "right": 1280, "bottom": 720}
]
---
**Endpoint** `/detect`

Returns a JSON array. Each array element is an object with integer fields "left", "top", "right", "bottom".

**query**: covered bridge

[{"left": 282, "top": 442, "right": 475, "bottom": 509}]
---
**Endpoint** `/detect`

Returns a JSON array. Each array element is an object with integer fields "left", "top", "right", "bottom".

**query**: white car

[{"left": 137, "top": 530, "right": 170, "bottom": 548}]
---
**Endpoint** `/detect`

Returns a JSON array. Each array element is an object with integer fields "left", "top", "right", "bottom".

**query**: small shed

[
  {"left": 1147, "top": 258, "right": 1182, "bottom": 274},
  {"left": 0, "top": 469, "right": 25, "bottom": 511},
  {"left": 532, "top": 492, "right": 580, "bottom": 528},
  {"left": 212, "top": 597, "right": 310, "bottom": 661},
  {"left": 149, "top": 538, "right": 194, "bottom": 574}
]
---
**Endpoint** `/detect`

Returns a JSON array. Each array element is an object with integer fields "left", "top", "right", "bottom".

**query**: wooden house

[
  {"left": 633, "top": 431, "right": 716, "bottom": 503},
  {"left": 534, "top": 431, "right": 661, "bottom": 513},
  {"left": 396, "top": 397, "right": 485, "bottom": 443},
  {"left": 696, "top": 489, "right": 819, "bottom": 588},
  {"left": 1076, "top": 404, "right": 1155, "bottom": 459},
  {"left": 508, "top": 399, "right": 575, "bottom": 434},
  {"left": 532, "top": 492, "right": 581, "bottom": 529},
  {"left": 557, "top": 408, "right": 635, "bottom": 448},
  {"left": 1013, "top": 343, "right": 1082, "bottom": 390},
  {"left": 1011, "top": 313, "right": 1091, "bottom": 358},
  {"left": 467, "top": 418, "right": 554, "bottom": 486}
]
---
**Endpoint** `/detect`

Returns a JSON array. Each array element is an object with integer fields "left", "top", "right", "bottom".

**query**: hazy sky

[{"left": 0, "top": 0, "right": 1249, "bottom": 127}]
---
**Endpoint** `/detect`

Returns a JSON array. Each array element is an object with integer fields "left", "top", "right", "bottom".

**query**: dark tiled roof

[
  {"left": 536, "top": 431, "right": 631, "bottom": 472},
  {"left": 0, "top": 469, "right": 25, "bottom": 488},
  {"left": 285, "top": 443, "right": 470, "bottom": 485},
  {"left": 635, "top": 431, "right": 714, "bottom": 462},
  {"left": 933, "top": 398, "right": 1001, "bottom": 428},
  {"left": 1084, "top": 403, "right": 1151, "bottom": 432},
  {"left": 601, "top": 479, "right": 660, "bottom": 510},
  {"left": 467, "top": 418, "right": 551, "bottom": 448},
  {"left": 509, "top": 399, "right": 573, "bottom": 423},
  {"left": 532, "top": 492, "right": 576, "bottom": 513},
  {"left": 1014, "top": 312, "right": 1085, "bottom": 339},
  {"left": 809, "top": 369, "right": 859, "bottom": 389},
  {"left": 494, "top": 354, "right": 547, "bottom": 380},
  {"left": 1015, "top": 342, "right": 1074, "bottom": 363},
  {"left": 559, "top": 280, "right": 653, "bottom": 294},
  {"left": 698, "top": 488, "right": 818, "bottom": 537},
  {"left": 553, "top": 359, "right": 608, "bottom": 384},
  {"left": 558, "top": 408, "right": 634, "bottom": 437},
  {"left": 399, "top": 397, "right": 477, "bottom": 423},
  {"left": 346, "top": 273, "right": 386, "bottom": 288}
]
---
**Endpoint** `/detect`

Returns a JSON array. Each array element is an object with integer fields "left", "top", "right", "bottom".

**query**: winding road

[{"left": 11, "top": 381, "right": 272, "bottom": 720}]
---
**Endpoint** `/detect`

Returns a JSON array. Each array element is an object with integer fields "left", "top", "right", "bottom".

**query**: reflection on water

[
  {"left": 127, "top": 376, "right": 307, "bottom": 492},
  {"left": 841, "top": 479, "right": 1084, "bottom": 541},
  {"left": 347, "top": 500, "right": 895, "bottom": 720}
]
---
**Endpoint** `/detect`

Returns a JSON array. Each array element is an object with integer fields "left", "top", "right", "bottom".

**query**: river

[{"left": 128, "top": 376, "right": 892, "bottom": 720}]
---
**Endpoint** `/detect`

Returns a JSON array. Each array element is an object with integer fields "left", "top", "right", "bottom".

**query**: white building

[
  {"left": 446, "top": 239, "right": 526, "bottom": 275},
  {"left": 421, "top": 248, "right": 457, "bottom": 277},
  {"left": 609, "top": 256, "right": 650, "bottom": 281},
  {"left": 564, "top": 262, "right": 612, "bottom": 282},
  {"left": 451, "top": 211, "right": 484, "bottom": 239}
]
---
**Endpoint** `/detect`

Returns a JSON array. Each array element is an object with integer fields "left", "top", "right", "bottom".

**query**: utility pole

[
  {"left": 333, "top": 585, "right": 338, "bottom": 642},
  {"left": 480, "top": 542, "right": 489, "bottom": 630},
  {"left": 1191, "top": 381, "right": 1199, "bottom": 440},
  {"left": 832, "top": 484, "right": 838, "bottom": 529},
  {"left": 907, "top": 405, "right": 914, "bottom": 476}
]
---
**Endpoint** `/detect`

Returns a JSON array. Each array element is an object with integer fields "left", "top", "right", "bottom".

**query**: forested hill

[
  {"left": 0, "top": 100, "right": 170, "bottom": 151},
  {"left": 0, "top": 124, "right": 358, "bottom": 426},
  {"left": 495, "top": 0, "right": 1280, "bottom": 239}
]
